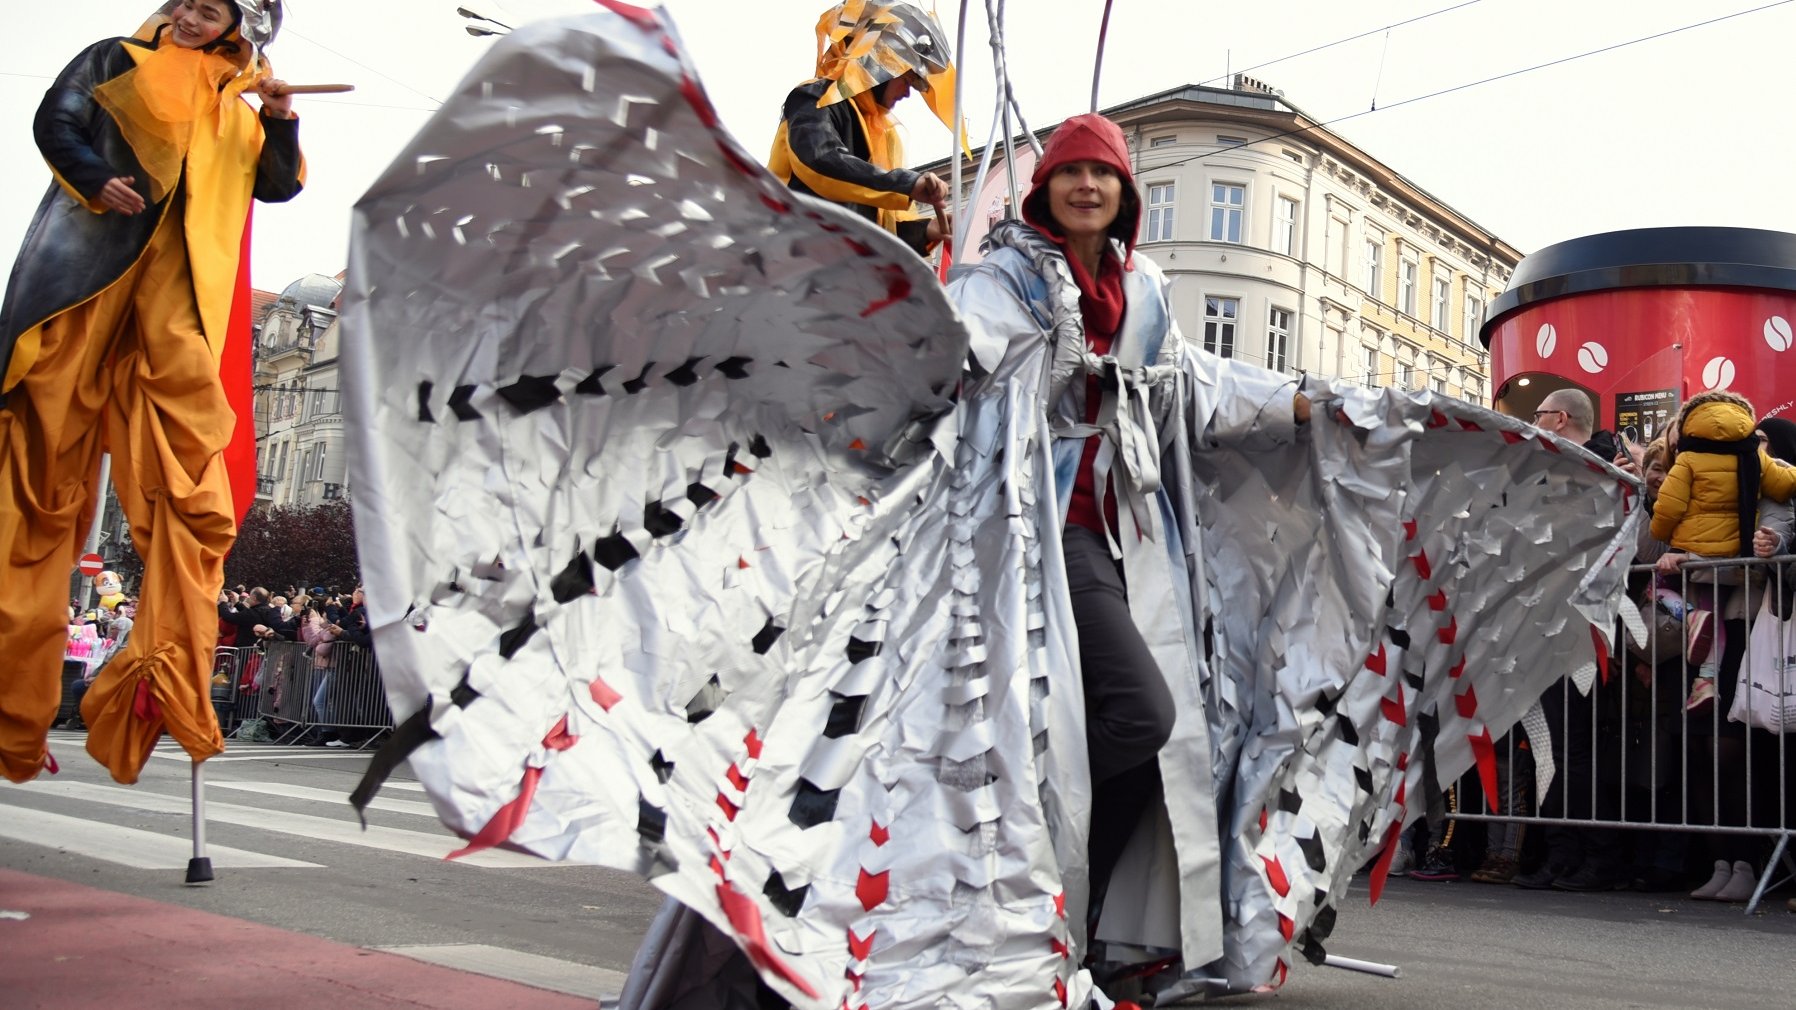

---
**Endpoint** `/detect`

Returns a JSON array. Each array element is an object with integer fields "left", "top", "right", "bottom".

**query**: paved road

[{"left": 3, "top": 729, "right": 1794, "bottom": 1007}]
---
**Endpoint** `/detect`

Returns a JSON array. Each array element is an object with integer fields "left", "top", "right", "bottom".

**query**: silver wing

[
  {"left": 1188, "top": 381, "right": 1639, "bottom": 986},
  {"left": 341, "top": 8, "right": 1087, "bottom": 1009}
]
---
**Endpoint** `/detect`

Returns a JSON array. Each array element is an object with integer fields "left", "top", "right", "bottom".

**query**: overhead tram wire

[
  {"left": 1146, "top": 0, "right": 1796, "bottom": 175},
  {"left": 1194, "top": 0, "right": 1483, "bottom": 89},
  {"left": 284, "top": 28, "right": 447, "bottom": 108}
]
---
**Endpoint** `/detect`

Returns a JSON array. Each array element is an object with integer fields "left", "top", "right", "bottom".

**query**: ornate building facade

[
  {"left": 925, "top": 79, "right": 1522, "bottom": 401},
  {"left": 253, "top": 272, "right": 345, "bottom": 508}
]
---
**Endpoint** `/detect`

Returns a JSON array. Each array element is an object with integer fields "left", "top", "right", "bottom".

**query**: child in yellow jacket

[{"left": 1650, "top": 390, "right": 1796, "bottom": 705}]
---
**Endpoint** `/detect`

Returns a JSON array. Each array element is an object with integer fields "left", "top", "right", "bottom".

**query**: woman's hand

[
  {"left": 1753, "top": 525, "right": 1782, "bottom": 559},
  {"left": 97, "top": 177, "right": 145, "bottom": 215},
  {"left": 256, "top": 78, "right": 296, "bottom": 119},
  {"left": 1655, "top": 552, "right": 1686, "bottom": 576}
]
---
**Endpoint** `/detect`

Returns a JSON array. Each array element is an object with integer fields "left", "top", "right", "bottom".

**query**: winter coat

[
  {"left": 1651, "top": 399, "right": 1796, "bottom": 554},
  {"left": 298, "top": 619, "right": 337, "bottom": 670}
]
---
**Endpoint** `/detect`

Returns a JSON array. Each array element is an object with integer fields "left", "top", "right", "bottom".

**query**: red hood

[{"left": 1022, "top": 113, "right": 1139, "bottom": 264}]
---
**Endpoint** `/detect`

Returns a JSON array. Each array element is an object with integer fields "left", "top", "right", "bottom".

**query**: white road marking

[
  {"left": 0, "top": 803, "right": 319, "bottom": 870},
  {"left": 376, "top": 944, "right": 629, "bottom": 1000},
  {"left": 147, "top": 750, "right": 370, "bottom": 762},
  {"left": 208, "top": 780, "right": 439, "bottom": 818},
  {"left": 14, "top": 780, "right": 578, "bottom": 870}
]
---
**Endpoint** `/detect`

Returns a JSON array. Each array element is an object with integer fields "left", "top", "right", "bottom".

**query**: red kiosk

[{"left": 1481, "top": 227, "right": 1796, "bottom": 442}]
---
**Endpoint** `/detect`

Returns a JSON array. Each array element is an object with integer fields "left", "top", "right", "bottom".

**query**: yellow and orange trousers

[{"left": 0, "top": 205, "right": 233, "bottom": 783}]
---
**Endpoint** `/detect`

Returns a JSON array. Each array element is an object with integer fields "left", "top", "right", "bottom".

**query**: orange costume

[{"left": 0, "top": 1, "right": 301, "bottom": 783}]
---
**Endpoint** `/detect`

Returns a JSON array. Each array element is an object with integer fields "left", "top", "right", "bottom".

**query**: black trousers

[
  {"left": 1537, "top": 675, "right": 1625, "bottom": 871},
  {"left": 1063, "top": 526, "right": 1177, "bottom": 906}
]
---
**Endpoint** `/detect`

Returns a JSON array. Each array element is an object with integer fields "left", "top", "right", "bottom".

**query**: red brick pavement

[{"left": 0, "top": 868, "right": 595, "bottom": 1009}]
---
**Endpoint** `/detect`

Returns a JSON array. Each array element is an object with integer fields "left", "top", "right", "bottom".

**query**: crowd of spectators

[
  {"left": 217, "top": 583, "right": 372, "bottom": 746},
  {"left": 1393, "top": 388, "right": 1796, "bottom": 913}
]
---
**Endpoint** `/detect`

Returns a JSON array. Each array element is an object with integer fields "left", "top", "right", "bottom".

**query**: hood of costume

[
  {"left": 1650, "top": 392, "right": 1796, "bottom": 555},
  {"left": 767, "top": 2, "right": 961, "bottom": 235},
  {"left": 812, "top": 2, "right": 957, "bottom": 132},
  {"left": 0, "top": 3, "right": 302, "bottom": 506},
  {"left": 1021, "top": 113, "right": 1140, "bottom": 267}
]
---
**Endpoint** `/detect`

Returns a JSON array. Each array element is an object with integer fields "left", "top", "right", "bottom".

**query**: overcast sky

[{"left": 3, "top": 0, "right": 1792, "bottom": 292}]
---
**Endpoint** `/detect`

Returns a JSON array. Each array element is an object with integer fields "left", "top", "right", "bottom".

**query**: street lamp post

[{"left": 456, "top": 6, "right": 512, "bottom": 37}]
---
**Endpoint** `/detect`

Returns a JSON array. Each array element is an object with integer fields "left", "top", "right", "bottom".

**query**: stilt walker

[{"left": 0, "top": 0, "right": 303, "bottom": 785}]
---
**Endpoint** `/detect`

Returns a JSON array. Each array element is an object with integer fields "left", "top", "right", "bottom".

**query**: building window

[
  {"left": 1282, "top": 149, "right": 1305, "bottom": 165},
  {"left": 1145, "top": 182, "right": 1176, "bottom": 242},
  {"left": 1399, "top": 356, "right": 1414, "bottom": 388},
  {"left": 1203, "top": 297, "right": 1238, "bottom": 358},
  {"left": 1274, "top": 196, "right": 1298, "bottom": 256},
  {"left": 1362, "top": 345, "right": 1378, "bottom": 386},
  {"left": 1217, "top": 134, "right": 1249, "bottom": 147},
  {"left": 1463, "top": 292, "right": 1484, "bottom": 343},
  {"left": 1209, "top": 183, "right": 1244, "bottom": 243},
  {"left": 1399, "top": 256, "right": 1418, "bottom": 317},
  {"left": 1433, "top": 375, "right": 1448, "bottom": 395},
  {"left": 1267, "top": 307, "right": 1292, "bottom": 373},
  {"left": 1363, "top": 228, "right": 1384, "bottom": 299},
  {"left": 1149, "top": 135, "right": 1176, "bottom": 148},
  {"left": 1432, "top": 274, "right": 1451, "bottom": 332}
]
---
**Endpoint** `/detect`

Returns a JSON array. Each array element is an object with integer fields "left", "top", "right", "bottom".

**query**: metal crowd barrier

[
  {"left": 208, "top": 646, "right": 257, "bottom": 732},
  {"left": 1451, "top": 553, "right": 1796, "bottom": 913},
  {"left": 213, "top": 640, "right": 392, "bottom": 747}
]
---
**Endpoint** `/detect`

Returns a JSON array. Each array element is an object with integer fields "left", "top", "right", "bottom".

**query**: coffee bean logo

[
  {"left": 1702, "top": 356, "right": 1736, "bottom": 390},
  {"left": 1577, "top": 341, "right": 1608, "bottom": 374},
  {"left": 1765, "top": 316, "right": 1793, "bottom": 353},
  {"left": 1536, "top": 323, "right": 1557, "bottom": 359}
]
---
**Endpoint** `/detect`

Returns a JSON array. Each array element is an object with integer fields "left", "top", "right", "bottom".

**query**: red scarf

[{"left": 1062, "top": 248, "right": 1125, "bottom": 536}]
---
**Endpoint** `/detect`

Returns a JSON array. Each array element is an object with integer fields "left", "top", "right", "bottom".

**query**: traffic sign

[{"left": 77, "top": 553, "right": 104, "bottom": 578}]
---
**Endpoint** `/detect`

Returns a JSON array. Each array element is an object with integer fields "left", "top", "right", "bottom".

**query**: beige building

[
  {"left": 254, "top": 272, "right": 346, "bottom": 508},
  {"left": 923, "top": 79, "right": 1521, "bottom": 400}
]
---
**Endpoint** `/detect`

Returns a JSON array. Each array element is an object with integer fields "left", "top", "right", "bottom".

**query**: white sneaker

[
  {"left": 1388, "top": 841, "right": 1416, "bottom": 877},
  {"left": 324, "top": 738, "right": 350, "bottom": 748},
  {"left": 1714, "top": 860, "right": 1758, "bottom": 903},
  {"left": 1690, "top": 859, "right": 1732, "bottom": 900}
]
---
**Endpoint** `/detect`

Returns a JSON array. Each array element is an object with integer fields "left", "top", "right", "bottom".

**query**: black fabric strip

[{"left": 349, "top": 706, "right": 439, "bottom": 827}]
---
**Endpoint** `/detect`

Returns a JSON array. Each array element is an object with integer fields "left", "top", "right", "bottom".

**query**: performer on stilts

[
  {"left": 0, "top": 0, "right": 303, "bottom": 784},
  {"left": 769, "top": 2, "right": 959, "bottom": 257}
]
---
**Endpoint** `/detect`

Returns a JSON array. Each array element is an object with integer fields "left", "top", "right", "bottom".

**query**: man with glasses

[
  {"left": 1529, "top": 388, "right": 1618, "bottom": 461},
  {"left": 1515, "top": 387, "right": 1627, "bottom": 891}
]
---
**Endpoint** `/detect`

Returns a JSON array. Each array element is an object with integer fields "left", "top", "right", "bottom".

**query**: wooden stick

[{"left": 275, "top": 84, "right": 356, "bottom": 95}]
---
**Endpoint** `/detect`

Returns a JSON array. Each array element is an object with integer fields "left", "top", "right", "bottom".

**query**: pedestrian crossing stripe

[
  {"left": 0, "top": 805, "right": 321, "bottom": 870},
  {"left": 207, "top": 780, "right": 438, "bottom": 818},
  {"left": 5, "top": 779, "right": 584, "bottom": 870},
  {"left": 378, "top": 944, "right": 631, "bottom": 1001},
  {"left": 45, "top": 731, "right": 371, "bottom": 762}
]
